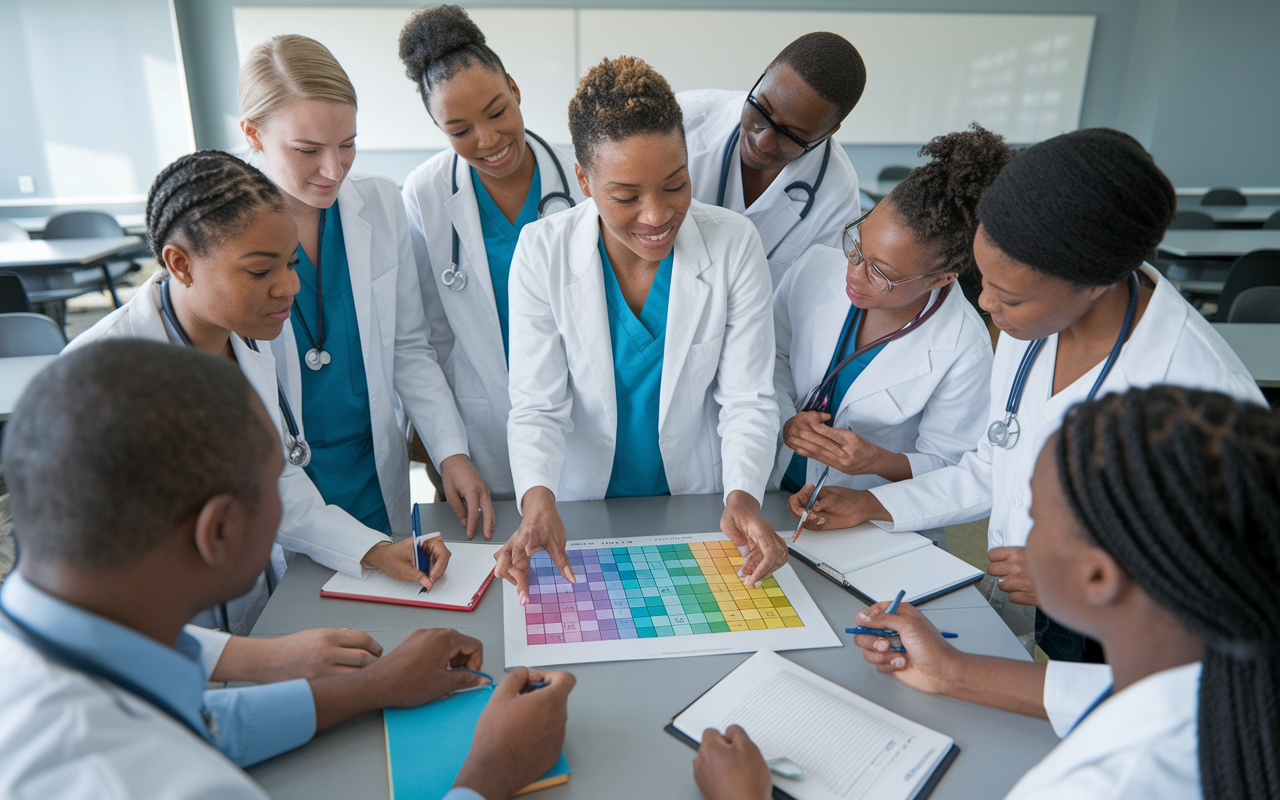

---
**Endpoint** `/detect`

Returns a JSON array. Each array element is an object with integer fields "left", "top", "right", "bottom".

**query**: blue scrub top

[
  {"left": 783, "top": 305, "right": 886, "bottom": 492},
  {"left": 472, "top": 160, "right": 542, "bottom": 361},
  {"left": 291, "top": 203, "right": 391, "bottom": 535},
  {"left": 599, "top": 236, "right": 674, "bottom": 498}
]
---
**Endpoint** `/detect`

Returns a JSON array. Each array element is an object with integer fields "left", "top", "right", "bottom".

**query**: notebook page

[
  {"left": 844, "top": 545, "right": 983, "bottom": 604},
  {"left": 789, "top": 524, "right": 931, "bottom": 573},
  {"left": 322, "top": 542, "right": 499, "bottom": 607},
  {"left": 674, "top": 650, "right": 951, "bottom": 800}
]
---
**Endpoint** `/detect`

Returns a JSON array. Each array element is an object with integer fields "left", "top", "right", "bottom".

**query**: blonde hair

[{"left": 238, "top": 34, "right": 357, "bottom": 126}]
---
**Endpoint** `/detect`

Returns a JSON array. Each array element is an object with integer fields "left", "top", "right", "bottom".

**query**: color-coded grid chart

[{"left": 504, "top": 532, "right": 839, "bottom": 667}]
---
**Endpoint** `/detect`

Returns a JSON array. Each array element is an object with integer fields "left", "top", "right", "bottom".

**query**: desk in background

[
  {"left": 1176, "top": 203, "right": 1278, "bottom": 225},
  {"left": 1158, "top": 229, "right": 1280, "bottom": 260},
  {"left": 246, "top": 493, "right": 1060, "bottom": 800},
  {"left": 0, "top": 236, "right": 145, "bottom": 307},
  {"left": 0, "top": 355, "right": 58, "bottom": 422},
  {"left": 1212, "top": 323, "right": 1280, "bottom": 388}
]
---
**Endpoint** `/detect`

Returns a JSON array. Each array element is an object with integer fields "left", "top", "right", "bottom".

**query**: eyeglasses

[
  {"left": 842, "top": 211, "right": 937, "bottom": 293},
  {"left": 742, "top": 74, "right": 828, "bottom": 158}
]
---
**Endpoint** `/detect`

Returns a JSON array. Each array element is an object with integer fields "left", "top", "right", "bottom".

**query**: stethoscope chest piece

[
  {"left": 304, "top": 347, "right": 331, "bottom": 370},
  {"left": 287, "top": 436, "right": 311, "bottom": 468},
  {"left": 987, "top": 412, "right": 1021, "bottom": 450},
  {"left": 441, "top": 262, "right": 467, "bottom": 291}
]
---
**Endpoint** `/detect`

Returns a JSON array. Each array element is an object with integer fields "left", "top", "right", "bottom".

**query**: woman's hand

[
  {"left": 721, "top": 491, "right": 788, "bottom": 588},
  {"left": 494, "top": 487, "right": 572, "bottom": 605},
  {"left": 785, "top": 412, "right": 910, "bottom": 481},
  {"left": 786, "top": 485, "right": 892, "bottom": 531},
  {"left": 986, "top": 547, "right": 1038, "bottom": 606},
  {"left": 851, "top": 601, "right": 965, "bottom": 695},
  {"left": 692, "top": 725, "right": 773, "bottom": 800},
  {"left": 362, "top": 535, "right": 452, "bottom": 590},
  {"left": 440, "top": 454, "right": 497, "bottom": 540}
]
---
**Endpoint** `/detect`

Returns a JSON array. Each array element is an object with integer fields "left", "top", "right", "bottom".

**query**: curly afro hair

[
  {"left": 885, "top": 123, "right": 1014, "bottom": 279},
  {"left": 568, "top": 56, "right": 684, "bottom": 172},
  {"left": 398, "top": 4, "right": 505, "bottom": 114}
]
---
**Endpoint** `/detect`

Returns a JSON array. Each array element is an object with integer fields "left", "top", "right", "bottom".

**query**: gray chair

[
  {"left": 1201, "top": 188, "right": 1247, "bottom": 206},
  {"left": 1263, "top": 210, "right": 1280, "bottom": 230},
  {"left": 0, "top": 312, "right": 65, "bottom": 356},
  {"left": 1169, "top": 210, "right": 1217, "bottom": 229},
  {"left": 877, "top": 166, "right": 912, "bottom": 182},
  {"left": 0, "top": 219, "right": 30, "bottom": 242},
  {"left": 0, "top": 273, "right": 30, "bottom": 313},
  {"left": 40, "top": 211, "right": 138, "bottom": 308},
  {"left": 1214, "top": 249, "right": 1280, "bottom": 322},
  {"left": 1227, "top": 286, "right": 1280, "bottom": 323}
]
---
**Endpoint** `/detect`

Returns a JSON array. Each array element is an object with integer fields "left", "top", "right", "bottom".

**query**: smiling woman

[{"left": 494, "top": 56, "right": 786, "bottom": 605}]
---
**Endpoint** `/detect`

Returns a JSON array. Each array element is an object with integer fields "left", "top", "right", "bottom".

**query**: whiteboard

[
  {"left": 232, "top": 7, "right": 576, "bottom": 150},
  {"left": 232, "top": 7, "right": 1093, "bottom": 149}
]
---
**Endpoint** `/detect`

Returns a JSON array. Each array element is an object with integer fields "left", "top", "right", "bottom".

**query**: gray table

[
  {"left": 1178, "top": 203, "right": 1278, "bottom": 224},
  {"left": 0, "top": 236, "right": 144, "bottom": 307},
  {"left": 0, "top": 355, "right": 58, "bottom": 421},
  {"left": 247, "top": 494, "right": 1059, "bottom": 799},
  {"left": 1212, "top": 323, "right": 1280, "bottom": 387},
  {"left": 1158, "top": 229, "right": 1280, "bottom": 259}
]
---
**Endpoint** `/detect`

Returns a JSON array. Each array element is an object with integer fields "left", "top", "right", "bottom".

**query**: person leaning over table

[
  {"left": 494, "top": 56, "right": 786, "bottom": 602},
  {"left": 0, "top": 339, "right": 575, "bottom": 800}
]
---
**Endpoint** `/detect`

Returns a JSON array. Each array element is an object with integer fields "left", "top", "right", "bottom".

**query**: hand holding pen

[
  {"left": 792, "top": 465, "right": 831, "bottom": 543},
  {"left": 848, "top": 593, "right": 965, "bottom": 696}
]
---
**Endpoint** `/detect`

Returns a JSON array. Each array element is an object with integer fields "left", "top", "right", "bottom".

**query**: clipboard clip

[{"left": 816, "top": 563, "right": 851, "bottom": 587}]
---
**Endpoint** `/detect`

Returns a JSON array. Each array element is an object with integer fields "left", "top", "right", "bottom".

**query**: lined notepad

[
  {"left": 789, "top": 524, "right": 982, "bottom": 605},
  {"left": 320, "top": 542, "right": 500, "bottom": 611},
  {"left": 668, "top": 650, "right": 956, "bottom": 800}
]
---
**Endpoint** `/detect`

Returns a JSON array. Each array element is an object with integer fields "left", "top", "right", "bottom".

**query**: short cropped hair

[
  {"left": 2, "top": 340, "right": 276, "bottom": 570},
  {"left": 568, "top": 56, "right": 684, "bottom": 172},
  {"left": 769, "top": 32, "right": 867, "bottom": 124}
]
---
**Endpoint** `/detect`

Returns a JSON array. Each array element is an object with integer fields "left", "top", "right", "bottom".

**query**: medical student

[
  {"left": 679, "top": 32, "right": 866, "bottom": 287},
  {"left": 774, "top": 125, "right": 1007, "bottom": 511},
  {"left": 692, "top": 386, "right": 1280, "bottom": 800},
  {"left": 0, "top": 339, "right": 575, "bottom": 799},
  {"left": 238, "top": 34, "right": 498, "bottom": 541},
  {"left": 494, "top": 56, "right": 785, "bottom": 600},
  {"left": 70, "top": 150, "right": 449, "bottom": 637},
  {"left": 791, "top": 128, "right": 1264, "bottom": 661},
  {"left": 399, "top": 5, "right": 585, "bottom": 502}
]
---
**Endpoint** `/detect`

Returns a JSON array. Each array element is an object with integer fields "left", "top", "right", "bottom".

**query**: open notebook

[
  {"left": 320, "top": 541, "right": 499, "bottom": 611},
  {"left": 789, "top": 524, "right": 982, "bottom": 605},
  {"left": 667, "top": 650, "right": 956, "bottom": 800}
]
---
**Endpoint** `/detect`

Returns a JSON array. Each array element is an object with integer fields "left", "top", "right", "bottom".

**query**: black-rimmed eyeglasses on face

[
  {"left": 842, "top": 211, "right": 936, "bottom": 294},
  {"left": 742, "top": 74, "right": 827, "bottom": 159}
]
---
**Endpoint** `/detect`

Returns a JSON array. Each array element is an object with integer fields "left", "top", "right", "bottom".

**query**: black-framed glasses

[
  {"left": 842, "top": 211, "right": 937, "bottom": 293},
  {"left": 742, "top": 74, "right": 828, "bottom": 158}
]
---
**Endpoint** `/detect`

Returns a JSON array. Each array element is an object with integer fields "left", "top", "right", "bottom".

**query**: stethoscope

[
  {"left": 716, "top": 125, "right": 832, "bottom": 260},
  {"left": 441, "top": 130, "right": 576, "bottom": 291},
  {"left": 160, "top": 278, "right": 311, "bottom": 470},
  {"left": 987, "top": 272, "right": 1140, "bottom": 449}
]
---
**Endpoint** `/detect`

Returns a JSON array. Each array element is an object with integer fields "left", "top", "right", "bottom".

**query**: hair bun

[{"left": 399, "top": 4, "right": 486, "bottom": 83}]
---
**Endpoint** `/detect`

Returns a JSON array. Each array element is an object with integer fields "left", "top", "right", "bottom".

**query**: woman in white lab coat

[
  {"left": 693, "top": 385, "right": 1280, "bottom": 800},
  {"left": 774, "top": 126, "right": 1006, "bottom": 503},
  {"left": 237, "top": 35, "right": 497, "bottom": 543},
  {"left": 679, "top": 32, "right": 866, "bottom": 287},
  {"left": 398, "top": 6, "right": 585, "bottom": 502},
  {"left": 494, "top": 56, "right": 786, "bottom": 600},
  {"left": 792, "top": 128, "right": 1264, "bottom": 661}
]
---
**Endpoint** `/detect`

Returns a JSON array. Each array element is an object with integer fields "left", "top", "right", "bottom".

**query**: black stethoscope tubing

[
  {"left": 988, "top": 272, "right": 1140, "bottom": 449},
  {"left": 291, "top": 208, "right": 328, "bottom": 367},
  {"left": 716, "top": 125, "right": 832, "bottom": 260},
  {"left": 443, "top": 130, "right": 575, "bottom": 291}
]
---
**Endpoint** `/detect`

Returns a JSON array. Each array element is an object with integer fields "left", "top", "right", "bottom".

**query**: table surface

[
  {"left": 1178, "top": 203, "right": 1279, "bottom": 223},
  {"left": 246, "top": 494, "right": 1060, "bottom": 800},
  {"left": 0, "top": 355, "right": 58, "bottom": 421},
  {"left": 1211, "top": 323, "right": 1280, "bottom": 386},
  {"left": 1158, "top": 229, "right": 1280, "bottom": 258},
  {"left": 0, "top": 236, "right": 143, "bottom": 268}
]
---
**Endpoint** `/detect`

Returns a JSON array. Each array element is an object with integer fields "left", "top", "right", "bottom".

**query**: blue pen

[
  {"left": 886, "top": 589, "right": 906, "bottom": 616},
  {"left": 792, "top": 464, "right": 832, "bottom": 543},
  {"left": 846, "top": 626, "right": 958, "bottom": 639},
  {"left": 414, "top": 532, "right": 440, "bottom": 594},
  {"left": 504, "top": 666, "right": 549, "bottom": 693}
]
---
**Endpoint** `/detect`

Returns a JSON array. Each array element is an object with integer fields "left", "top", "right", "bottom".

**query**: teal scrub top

[
  {"left": 783, "top": 305, "right": 886, "bottom": 492},
  {"left": 472, "top": 161, "right": 542, "bottom": 361},
  {"left": 599, "top": 236, "right": 674, "bottom": 498},
  {"left": 291, "top": 203, "right": 391, "bottom": 535}
]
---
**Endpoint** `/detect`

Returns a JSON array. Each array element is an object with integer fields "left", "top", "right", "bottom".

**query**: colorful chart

[{"left": 504, "top": 532, "right": 839, "bottom": 667}]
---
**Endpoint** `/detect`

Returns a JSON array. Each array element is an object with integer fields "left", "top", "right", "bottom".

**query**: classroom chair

[
  {"left": 1201, "top": 188, "right": 1247, "bottom": 206},
  {"left": 1214, "top": 249, "right": 1280, "bottom": 322},
  {"left": 0, "top": 312, "right": 66, "bottom": 357},
  {"left": 42, "top": 211, "right": 139, "bottom": 309},
  {"left": 1227, "top": 286, "right": 1280, "bottom": 323},
  {"left": 877, "top": 166, "right": 912, "bottom": 182},
  {"left": 0, "top": 273, "right": 31, "bottom": 314},
  {"left": 0, "top": 219, "right": 30, "bottom": 242},
  {"left": 1169, "top": 209, "right": 1217, "bottom": 229},
  {"left": 1263, "top": 210, "right": 1280, "bottom": 229}
]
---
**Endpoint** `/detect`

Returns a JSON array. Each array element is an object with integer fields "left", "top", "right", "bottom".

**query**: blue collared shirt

[{"left": 0, "top": 573, "right": 316, "bottom": 768}]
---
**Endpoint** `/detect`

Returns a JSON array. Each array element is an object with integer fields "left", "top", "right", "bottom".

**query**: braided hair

[
  {"left": 568, "top": 56, "right": 684, "bottom": 173},
  {"left": 398, "top": 5, "right": 505, "bottom": 115},
  {"left": 1056, "top": 386, "right": 1280, "bottom": 800},
  {"left": 768, "top": 32, "right": 866, "bottom": 124},
  {"left": 145, "top": 150, "right": 286, "bottom": 270},
  {"left": 887, "top": 123, "right": 1013, "bottom": 280},
  {"left": 977, "top": 128, "right": 1176, "bottom": 287}
]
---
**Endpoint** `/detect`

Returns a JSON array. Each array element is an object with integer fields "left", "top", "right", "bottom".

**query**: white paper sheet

[
  {"left": 844, "top": 545, "right": 983, "bottom": 605},
  {"left": 790, "top": 524, "right": 932, "bottom": 573},
  {"left": 321, "top": 542, "right": 500, "bottom": 609}
]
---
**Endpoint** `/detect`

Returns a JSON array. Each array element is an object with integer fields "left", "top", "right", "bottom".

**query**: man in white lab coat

[
  {"left": 679, "top": 32, "right": 866, "bottom": 287},
  {"left": 0, "top": 340, "right": 573, "bottom": 800}
]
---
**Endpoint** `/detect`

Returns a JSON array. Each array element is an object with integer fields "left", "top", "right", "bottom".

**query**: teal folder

[{"left": 385, "top": 687, "right": 570, "bottom": 799}]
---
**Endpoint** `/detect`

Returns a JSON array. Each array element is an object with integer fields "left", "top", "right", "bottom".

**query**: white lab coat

[
  {"left": 271, "top": 172, "right": 469, "bottom": 535},
  {"left": 402, "top": 135, "right": 584, "bottom": 498},
  {"left": 772, "top": 245, "right": 993, "bottom": 490},
  {"left": 1006, "top": 661, "right": 1201, "bottom": 798},
  {"left": 0, "top": 628, "right": 269, "bottom": 799},
  {"left": 678, "top": 89, "right": 862, "bottom": 288},
  {"left": 869, "top": 264, "right": 1266, "bottom": 550},
  {"left": 506, "top": 198, "right": 778, "bottom": 508},
  {"left": 69, "top": 272, "right": 389, "bottom": 579}
]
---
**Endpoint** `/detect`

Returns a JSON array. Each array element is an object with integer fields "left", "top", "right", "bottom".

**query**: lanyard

[{"left": 292, "top": 208, "right": 330, "bottom": 369}]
